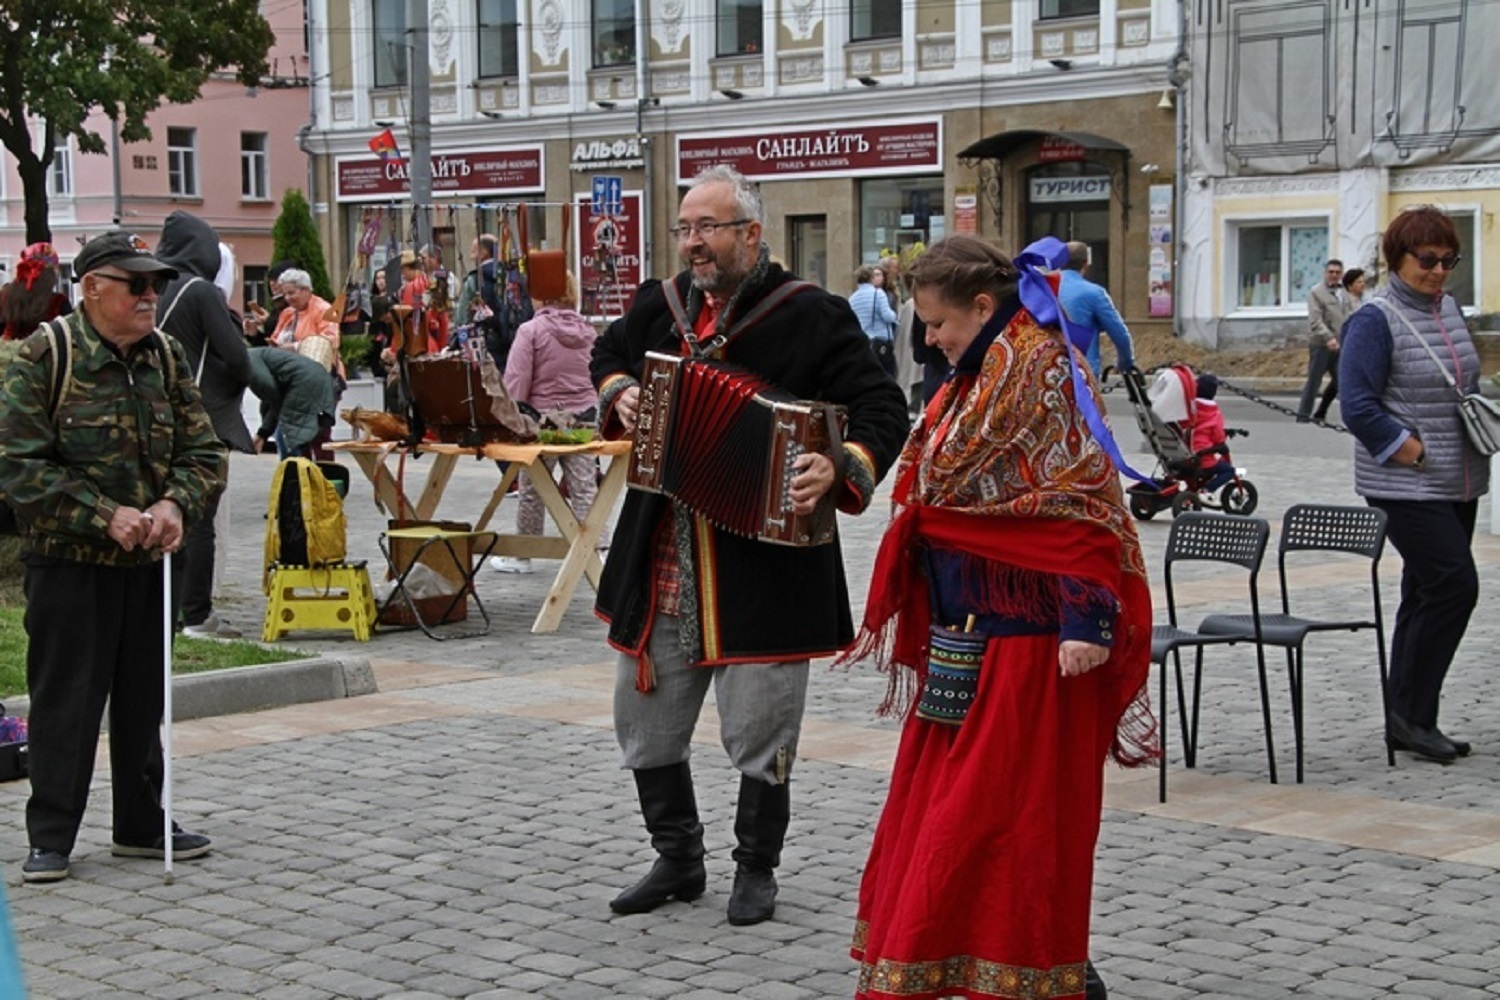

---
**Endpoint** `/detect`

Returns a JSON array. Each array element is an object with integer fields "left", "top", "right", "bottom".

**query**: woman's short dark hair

[
  {"left": 854, "top": 265, "right": 875, "bottom": 285},
  {"left": 1382, "top": 205, "right": 1460, "bottom": 273},
  {"left": 1341, "top": 268, "right": 1365, "bottom": 290},
  {"left": 903, "top": 235, "right": 1018, "bottom": 306}
]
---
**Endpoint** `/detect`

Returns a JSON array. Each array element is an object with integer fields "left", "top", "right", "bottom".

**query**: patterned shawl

[{"left": 844, "top": 306, "right": 1156, "bottom": 766}]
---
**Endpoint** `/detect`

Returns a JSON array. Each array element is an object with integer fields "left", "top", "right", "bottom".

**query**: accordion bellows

[{"left": 629, "top": 351, "right": 845, "bottom": 547}]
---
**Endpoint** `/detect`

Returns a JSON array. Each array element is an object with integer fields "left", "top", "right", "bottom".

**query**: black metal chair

[
  {"left": 1198, "top": 504, "right": 1391, "bottom": 783},
  {"left": 1151, "top": 512, "right": 1275, "bottom": 802}
]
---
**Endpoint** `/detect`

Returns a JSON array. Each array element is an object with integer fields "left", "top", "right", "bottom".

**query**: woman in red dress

[
  {"left": 2, "top": 243, "right": 70, "bottom": 340},
  {"left": 845, "top": 235, "right": 1154, "bottom": 1000}
]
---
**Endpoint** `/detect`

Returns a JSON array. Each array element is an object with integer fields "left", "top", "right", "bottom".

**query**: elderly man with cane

[{"left": 0, "top": 231, "right": 225, "bottom": 884}]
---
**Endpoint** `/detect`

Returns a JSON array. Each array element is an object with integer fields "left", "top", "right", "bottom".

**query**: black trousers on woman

[
  {"left": 24, "top": 557, "right": 168, "bottom": 855},
  {"left": 1366, "top": 498, "right": 1479, "bottom": 729}
]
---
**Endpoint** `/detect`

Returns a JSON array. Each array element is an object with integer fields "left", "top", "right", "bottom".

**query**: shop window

[
  {"left": 593, "top": 0, "right": 635, "bottom": 67},
  {"left": 859, "top": 177, "right": 944, "bottom": 271},
  {"left": 1231, "top": 220, "right": 1328, "bottom": 309},
  {"left": 373, "top": 0, "right": 407, "bottom": 88},
  {"left": 167, "top": 127, "right": 198, "bottom": 197},
  {"left": 851, "top": 0, "right": 900, "bottom": 41},
  {"left": 241, "top": 132, "right": 269, "bottom": 201},
  {"left": 717, "top": 0, "right": 763, "bottom": 56},
  {"left": 477, "top": 0, "right": 519, "bottom": 78},
  {"left": 1041, "top": 0, "right": 1100, "bottom": 17}
]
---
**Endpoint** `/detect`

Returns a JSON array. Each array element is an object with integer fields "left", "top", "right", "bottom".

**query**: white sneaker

[
  {"left": 182, "top": 613, "right": 242, "bottom": 639},
  {"left": 488, "top": 556, "right": 533, "bottom": 574}
]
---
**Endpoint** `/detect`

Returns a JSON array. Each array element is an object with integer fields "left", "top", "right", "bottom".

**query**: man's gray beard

[{"left": 687, "top": 262, "right": 744, "bottom": 293}]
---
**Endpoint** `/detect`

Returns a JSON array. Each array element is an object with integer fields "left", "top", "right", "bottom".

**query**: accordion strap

[{"left": 662, "top": 277, "right": 815, "bottom": 357}]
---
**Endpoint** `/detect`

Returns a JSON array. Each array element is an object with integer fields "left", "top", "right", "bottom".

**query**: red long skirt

[{"left": 852, "top": 632, "right": 1115, "bottom": 999}]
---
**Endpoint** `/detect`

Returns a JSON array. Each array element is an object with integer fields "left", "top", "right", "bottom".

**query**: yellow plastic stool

[{"left": 262, "top": 562, "right": 377, "bottom": 642}]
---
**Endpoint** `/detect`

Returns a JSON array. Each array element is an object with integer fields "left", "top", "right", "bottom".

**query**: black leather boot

[
  {"left": 726, "top": 775, "right": 790, "bottom": 926},
  {"left": 609, "top": 762, "right": 707, "bottom": 914},
  {"left": 1085, "top": 959, "right": 1108, "bottom": 1000}
]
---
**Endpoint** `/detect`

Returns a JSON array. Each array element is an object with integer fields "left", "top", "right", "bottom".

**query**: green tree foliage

[
  {"left": 271, "top": 189, "right": 333, "bottom": 300},
  {"left": 0, "top": 0, "right": 275, "bottom": 244}
]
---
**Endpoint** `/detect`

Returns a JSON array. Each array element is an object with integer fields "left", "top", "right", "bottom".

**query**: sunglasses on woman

[
  {"left": 1410, "top": 251, "right": 1461, "bottom": 271},
  {"left": 93, "top": 272, "right": 171, "bottom": 296}
]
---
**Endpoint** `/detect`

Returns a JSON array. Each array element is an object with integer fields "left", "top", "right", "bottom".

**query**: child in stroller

[{"left": 1119, "top": 364, "right": 1259, "bottom": 520}]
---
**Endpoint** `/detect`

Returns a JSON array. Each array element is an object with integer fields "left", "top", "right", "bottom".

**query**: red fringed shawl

[{"left": 843, "top": 308, "right": 1156, "bottom": 766}]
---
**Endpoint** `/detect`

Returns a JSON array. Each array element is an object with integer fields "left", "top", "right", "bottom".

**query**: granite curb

[{"left": 3, "top": 654, "right": 377, "bottom": 724}]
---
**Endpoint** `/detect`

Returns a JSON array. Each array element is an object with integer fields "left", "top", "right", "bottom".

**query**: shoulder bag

[{"left": 1379, "top": 302, "right": 1500, "bottom": 456}]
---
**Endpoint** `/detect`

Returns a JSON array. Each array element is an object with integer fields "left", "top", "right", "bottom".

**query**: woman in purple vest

[{"left": 1340, "top": 205, "right": 1488, "bottom": 764}]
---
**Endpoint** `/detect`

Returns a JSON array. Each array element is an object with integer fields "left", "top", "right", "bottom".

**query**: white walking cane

[{"left": 162, "top": 550, "right": 175, "bottom": 885}]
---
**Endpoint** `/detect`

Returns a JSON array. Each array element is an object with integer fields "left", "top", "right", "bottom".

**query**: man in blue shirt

[{"left": 1057, "top": 241, "right": 1135, "bottom": 377}]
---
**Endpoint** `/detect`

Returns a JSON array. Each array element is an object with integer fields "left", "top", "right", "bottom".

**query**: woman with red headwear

[{"left": 2, "top": 243, "right": 71, "bottom": 340}]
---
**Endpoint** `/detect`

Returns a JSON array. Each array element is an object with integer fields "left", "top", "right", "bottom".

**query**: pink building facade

[{"left": 0, "top": 2, "right": 312, "bottom": 308}]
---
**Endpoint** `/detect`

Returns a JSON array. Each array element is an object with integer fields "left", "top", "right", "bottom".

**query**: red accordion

[{"left": 629, "top": 351, "right": 845, "bottom": 547}]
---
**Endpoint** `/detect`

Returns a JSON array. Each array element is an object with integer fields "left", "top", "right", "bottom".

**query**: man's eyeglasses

[
  {"left": 1411, "top": 251, "right": 1462, "bottom": 271},
  {"left": 668, "top": 218, "right": 752, "bottom": 241},
  {"left": 93, "top": 272, "right": 169, "bottom": 296}
]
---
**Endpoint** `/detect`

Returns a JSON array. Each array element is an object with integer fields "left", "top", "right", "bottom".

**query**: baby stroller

[{"left": 1118, "top": 365, "right": 1259, "bottom": 520}]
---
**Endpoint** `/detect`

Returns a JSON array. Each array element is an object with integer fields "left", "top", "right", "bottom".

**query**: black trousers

[
  {"left": 1367, "top": 498, "right": 1479, "bottom": 729},
  {"left": 176, "top": 488, "right": 222, "bottom": 627},
  {"left": 25, "top": 557, "right": 169, "bottom": 854},
  {"left": 1297, "top": 343, "right": 1337, "bottom": 419}
]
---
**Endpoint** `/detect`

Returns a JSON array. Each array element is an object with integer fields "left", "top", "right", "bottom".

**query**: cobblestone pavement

[{"left": 7, "top": 402, "right": 1500, "bottom": 998}]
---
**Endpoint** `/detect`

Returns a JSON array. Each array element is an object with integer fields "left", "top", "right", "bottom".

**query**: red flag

[{"left": 368, "top": 127, "right": 402, "bottom": 162}]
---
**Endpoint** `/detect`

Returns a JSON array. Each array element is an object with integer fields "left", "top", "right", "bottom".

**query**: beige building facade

[{"left": 304, "top": 0, "right": 1180, "bottom": 329}]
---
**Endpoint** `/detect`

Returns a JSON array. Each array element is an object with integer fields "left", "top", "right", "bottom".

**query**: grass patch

[{"left": 0, "top": 603, "right": 309, "bottom": 700}]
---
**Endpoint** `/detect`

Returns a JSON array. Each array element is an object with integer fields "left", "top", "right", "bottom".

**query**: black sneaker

[
  {"left": 111, "top": 831, "right": 212, "bottom": 860},
  {"left": 22, "top": 848, "right": 70, "bottom": 883}
]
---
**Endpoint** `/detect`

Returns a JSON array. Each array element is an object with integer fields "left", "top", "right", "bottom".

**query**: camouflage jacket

[{"left": 0, "top": 310, "right": 226, "bottom": 566}]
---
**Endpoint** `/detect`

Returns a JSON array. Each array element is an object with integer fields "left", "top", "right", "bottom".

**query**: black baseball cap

[{"left": 71, "top": 231, "right": 178, "bottom": 281}]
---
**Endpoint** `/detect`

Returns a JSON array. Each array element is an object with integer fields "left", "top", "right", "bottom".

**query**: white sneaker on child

[{"left": 488, "top": 556, "right": 533, "bottom": 574}]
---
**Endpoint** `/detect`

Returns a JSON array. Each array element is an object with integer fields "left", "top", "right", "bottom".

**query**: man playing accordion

[{"left": 592, "top": 165, "right": 908, "bottom": 926}]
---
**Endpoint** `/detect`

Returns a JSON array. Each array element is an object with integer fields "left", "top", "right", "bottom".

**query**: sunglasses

[
  {"left": 94, "top": 272, "right": 170, "bottom": 296},
  {"left": 1410, "top": 251, "right": 1461, "bottom": 271}
]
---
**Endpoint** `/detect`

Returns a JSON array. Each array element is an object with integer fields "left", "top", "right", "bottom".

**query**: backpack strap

[
  {"left": 40, "top": 315, "right": 177, "bottom": 421},
  {"left": 43, "top": 316, "right": 73, "bottom": 419},
  {"left": 154, "top": 330, "right": 179, "bottom": 393},
  {"left": 157, "top": 275, "right": 207, "bottom": 381}
]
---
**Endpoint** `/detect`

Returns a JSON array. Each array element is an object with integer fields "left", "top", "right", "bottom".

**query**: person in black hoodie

[{"left": 155, "top": 211, "right": 255, "bottom": 638}]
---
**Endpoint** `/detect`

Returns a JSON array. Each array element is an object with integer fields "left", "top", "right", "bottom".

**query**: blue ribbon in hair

[{"left": 1014, "top": 236, "right": 1155, "bottom": 485}]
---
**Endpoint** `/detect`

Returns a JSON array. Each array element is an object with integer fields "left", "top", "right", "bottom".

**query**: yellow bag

[{"left": 263, "top": 458, "right": 348, "bottom": 592}]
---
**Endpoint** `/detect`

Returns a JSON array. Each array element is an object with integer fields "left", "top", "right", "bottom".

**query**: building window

[
  {"left": 1024, "top": 162, "right": 1114, "bottom": 291},
  {"left": 593, "top": 0, "right": 634, "bottom": 67},
  {"left": 373, "top": 0, "right": 408, "bottom": 88},
  {"left": 1445, "top": 210, "right": 1477, "bottom": 310},
  {"left": 243, "top": 266, "right": 268, "bottom": 313},
  {"left": 477, "top": 0, "right": 519, "bottom": 78},
  {"left": 851, "top": 0, "right": 900, "bottom": 41},
  {"left": 167, "top": 127, "right": 199, "bottom": 197},
  {"left": 1041, "top": 0, "right": 1100, "bottom": 17},
  {"left": 790, "top": 215, "right": 828, "bottom": 290},
  {"left": 49, "top": 140, "right": 74, "bottom": 198},
  {"left": 717, "top": 0, "right": 762, "bottom": 56},
  {"left": 241, "top": 132, "right": 269, "bottom": 200},
  {"left": 1232, "top": 220, "right": 1328, "bottom": 309}
]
